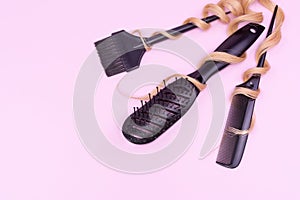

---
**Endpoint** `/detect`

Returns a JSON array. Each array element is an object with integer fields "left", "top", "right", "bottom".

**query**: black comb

[
  {"left": 122, "top": 23, "right": 265, "bottom": 144},
  {"left": 95, "top": 12, "right": 231, "bottom": 77},
  {"left": 216, "top": 6, "right": 278, "bottom": 168}
]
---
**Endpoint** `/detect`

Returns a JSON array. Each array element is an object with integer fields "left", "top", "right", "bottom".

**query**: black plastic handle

[
  {"left": 188, "top": 23, "right": 265, "bottom": 83},
  {"left": 146, "top": 12, "right": 230, "bottom": 46}
]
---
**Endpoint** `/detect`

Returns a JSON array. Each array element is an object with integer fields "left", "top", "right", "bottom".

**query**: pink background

[{"left": 1, "top": 0, "right": 299, "bottom": 199}]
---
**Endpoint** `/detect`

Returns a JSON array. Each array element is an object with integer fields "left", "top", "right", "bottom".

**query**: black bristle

[
  {"left": 94, "top": 31, "right": 147, "bottom": 77},
  {"left": 143, "top": 101, "right": 147, "bottom": 111}
]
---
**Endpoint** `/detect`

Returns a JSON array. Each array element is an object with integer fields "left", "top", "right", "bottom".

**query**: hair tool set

[{"left": 94, "top": 0, "right": 284, "bottom": 168}]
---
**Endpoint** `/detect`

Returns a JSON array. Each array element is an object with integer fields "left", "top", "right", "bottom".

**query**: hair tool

[
  {"left": 122, "top": 23, "right": 265, "bottom": 144},
  {"left": 216, "top": 5, "right": 278, "bottom": 168},
  {"left": 94, "top": 12, "right": 231, "bottom": 77}
]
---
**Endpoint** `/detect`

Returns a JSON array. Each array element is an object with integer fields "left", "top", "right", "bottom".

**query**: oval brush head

[{"left": 123, "top": 78, "right": 200, "bottom": 144}]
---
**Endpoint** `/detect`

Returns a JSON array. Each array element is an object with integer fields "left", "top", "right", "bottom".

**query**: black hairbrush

[
  {"left": 216, "top": 6, "right": 278, "bottom": 168},
  {"left": 122, "top": 23, "right": 265, "bottom": 144},
  {"left": 95, "top": 13, "right": 230, "bottom": 77}
]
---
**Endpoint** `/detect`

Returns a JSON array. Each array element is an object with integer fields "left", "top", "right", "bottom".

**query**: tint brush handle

[{"left": 146, "top": 12, "right": 230, "bottom": 46}]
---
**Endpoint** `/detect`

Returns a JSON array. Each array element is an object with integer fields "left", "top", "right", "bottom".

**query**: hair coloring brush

[
  {"left": 216, "top": 6, "right": 278, "bottom": 168},
  {"left": 122, "top": 23, "right": 265, "bottom": 144},
  {"left": 95, "top": 13, "right": 230, "bottom": 77}
]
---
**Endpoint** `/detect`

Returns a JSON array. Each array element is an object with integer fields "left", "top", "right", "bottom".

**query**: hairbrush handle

[
  {"left": 122, "top": 23, "right": 265, "bottom": 145},
  {"left": 216, "top": 6, "right": 278, "bottom": 168},
  {"left": 188, "top": 23, "right": 265, "bottom": 83}
]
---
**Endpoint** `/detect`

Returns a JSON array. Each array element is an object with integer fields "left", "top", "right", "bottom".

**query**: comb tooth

[
  {"left": 175, "top": 77, "right": 178, "bottom": 81},
  {"left": 163, "top": 80, "right": 166, "bottom": 87},
  {"left": 156, "top": 86, "right": 159, "bottom": 94},
  {"left": 148, "top": 93, "right": 151, "bottom": 101}
]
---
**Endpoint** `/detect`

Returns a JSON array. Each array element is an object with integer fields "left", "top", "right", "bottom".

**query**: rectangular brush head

[{"left": 94, "top": 31, "right": 146, "bottom": 77}]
